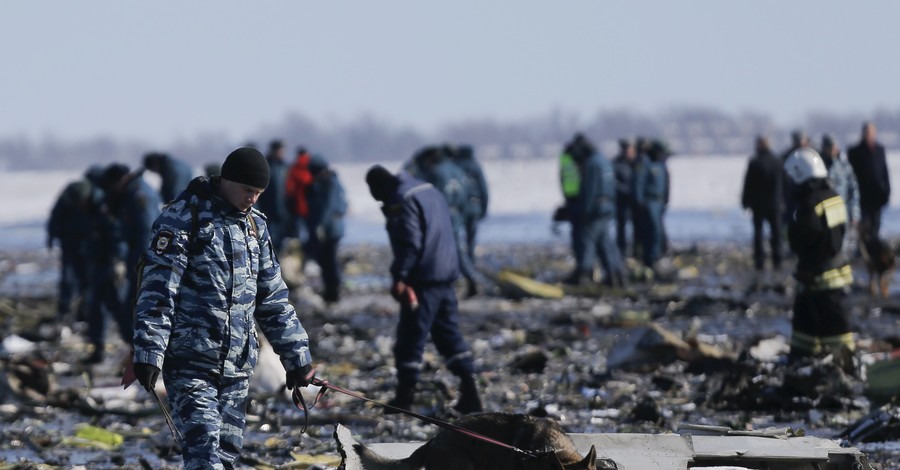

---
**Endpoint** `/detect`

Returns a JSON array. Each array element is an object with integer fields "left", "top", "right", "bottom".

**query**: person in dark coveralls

[
  {"left": 613, "top": 139, "right": 637, "bottom": 258},
  {"left": 447, "top": 144, "right": 489, "bottom": 293},
  {"left": 255, "top": 139, "right": 291, "bottom": 253},
  {"left": 564, "top": 136, "right": 626, "bottom": 287},
  {"left": 847, "top": 122, "right": 891, "bottom": 238},
  {"left": 143, "top": 152, "right": 195, "bottom": 203},
  {"left": 47, "top": 173, "right": 95, "bottom": 324},
  {"left": 132, "top": 147, "right": 315, "bottom": 469},
  {"left": 305, "top": 154, "right": 347, "bottom": 303},
  {"left": 83, "top": 163, "right": 162, "bottom": 364},
  {"left": 365, "top": 164, "right": 483, "bottom": 415},
  {"left": 784, "top": 148, "right": 854, "bottom": 359},
  {"left": 741, "top": 136, "right": 784, "bottom": 272}
]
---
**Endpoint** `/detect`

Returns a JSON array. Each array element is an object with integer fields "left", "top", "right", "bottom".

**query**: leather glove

[
  {"left": 134, "top": 363, "right": 160, "bottom": 391},
  {"left": 286, "top": 364, "right": 315, "bottom": 390}
]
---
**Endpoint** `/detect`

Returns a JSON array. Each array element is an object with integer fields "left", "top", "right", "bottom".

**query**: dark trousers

[
  {"left": 790, "top": 288, "right": 853, "bottom": 357},
  {"left": 861, "top": 205, "right": 883, "bottom": 238},
  {"left": 87, "top": 263, "right": 131, "bottom": 350},
  {"left": 57, "top": 242, "right": 90, "bottom": 320},
  {"left": 638, "top": 200, "right": 665, "bottom": 267},
  {"left": 615, "top": 195, "right": 634, "bottom": 257},
  {"left": 306, "top": 234, "right": 342, "bottom": 301},
  {"left": 453, "top": 214, "right": 479, "bottom": 286},
  {"left": 394, "top": 284, "right": 474, "bottom": 385},
  {"left": 752, "top": 210, "right": 782, "bottom": 270}
]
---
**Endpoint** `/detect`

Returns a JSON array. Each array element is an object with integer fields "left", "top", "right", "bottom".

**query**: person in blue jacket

[
  {"left": 447, "top": 144, "right": 489, "bottom": 276},
  {"left": 132, "top": 147, "right": 315, "bottom": 469},
  {"left": 565, "top": 136, "right": 626, "bottom": 287},
  {"left": 416, "top": 146, "right": 483, "bottom": 297},
  {"left": 143, "top": 152, "right": 195, "bottom": 203},
  {"left": 365, "top": 164, "right": 482, "bottom": 415},
  {"left": 255, "top": 139, "right": 291, "bottom": 253},
  {"left": 633, "top": 140, "right": 670, "bottom": 269},
  {"left": 305, "top": 155, "right": 347, "bottom": 303}
]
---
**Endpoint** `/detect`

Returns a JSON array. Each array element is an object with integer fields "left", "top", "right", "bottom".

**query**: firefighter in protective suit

[{"left": 784, "top": 148, "right": 854, "bottom": 359}]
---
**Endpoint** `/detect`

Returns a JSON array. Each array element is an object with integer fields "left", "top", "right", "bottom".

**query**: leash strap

[
  {"left": 150, "top": 387, "right": 183, "bottom": 442},
  {"left": 291, "top": 374, "right": 538, "bottom": 459}
]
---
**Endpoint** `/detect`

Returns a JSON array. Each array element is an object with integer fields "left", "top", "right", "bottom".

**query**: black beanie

[{"left": 221, "top": 147, "right": 270, "bottom": 189}]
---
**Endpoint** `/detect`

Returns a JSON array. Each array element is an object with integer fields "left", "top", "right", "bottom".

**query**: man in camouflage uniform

[{"left": 132, "top": 147, "right": 314, "bottom": 470}]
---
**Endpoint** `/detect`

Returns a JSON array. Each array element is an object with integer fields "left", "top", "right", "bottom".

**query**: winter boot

[
  {"left": 384, "top": 380, "right": 416, "bottom": 414},
  {"left": 453, "top": 375, "right": 483, "bottom": 414}
]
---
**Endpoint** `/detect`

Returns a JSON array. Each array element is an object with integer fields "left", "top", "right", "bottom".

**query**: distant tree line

[{"left": 2, "top": 107, "right": 899, "bottom": 171}]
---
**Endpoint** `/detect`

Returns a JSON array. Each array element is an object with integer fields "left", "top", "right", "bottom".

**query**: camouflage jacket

[
  {"left": 828, "top": 158, "right": 861, "bottom": 225},
  {"left": 133, "top": 177, "right": 311, "bottom": 378}
]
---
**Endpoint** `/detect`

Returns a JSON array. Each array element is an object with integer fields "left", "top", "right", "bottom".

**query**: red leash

[{"left": 292, "top": 374, "right": 539, "bottom": 459}]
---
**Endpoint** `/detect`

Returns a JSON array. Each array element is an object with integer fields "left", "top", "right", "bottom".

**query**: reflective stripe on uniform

[
  {"left": 814, "top": 196, "right": 848, "bottom": 228},
  {"left": 790, "top": 331, "right": 855, "bottom": 355},
  {"left": 806, "top": 264, "right": 853, "bottom": 290}
]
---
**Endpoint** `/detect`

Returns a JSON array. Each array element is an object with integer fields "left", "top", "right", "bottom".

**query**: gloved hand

[
  {"left": 286, "top": 364, "right": 315, "bottom": 390},
  {"left": 134, "top": 363, "right": 160, "bottom": 391}
]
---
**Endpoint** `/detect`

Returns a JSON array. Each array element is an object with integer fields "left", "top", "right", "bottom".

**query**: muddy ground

[{"left": 1, "top": 240, "right": 899, "bottom": 469}]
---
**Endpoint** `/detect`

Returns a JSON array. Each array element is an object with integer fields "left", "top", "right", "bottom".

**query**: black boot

[
  {"left": 453, "top": 375, "right": 483, "bottom": 414},
  {"left": 385, "top": 380, "right": 416, "bottom": 414}
]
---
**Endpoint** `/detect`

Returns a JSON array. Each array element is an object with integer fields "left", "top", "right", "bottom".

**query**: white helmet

[{"left": 784, "top": 147, "right": 828, "bottom": 184}]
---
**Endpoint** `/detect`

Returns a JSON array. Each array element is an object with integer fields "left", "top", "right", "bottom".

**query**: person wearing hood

[
  {"left": 784, "top": 148, "right": 854, "bottom": 359},
  {"left": 131, "top": 147, "right": 315, "bottom": 469},
  {"left": 304, "top": 154, "right": 347, "bottom": 303},
  {"left": 143, "top": 152, "right": 194, "bottom": 203},
  {"left": 365, "top": 164, "right": 482, "bottom": 415}
]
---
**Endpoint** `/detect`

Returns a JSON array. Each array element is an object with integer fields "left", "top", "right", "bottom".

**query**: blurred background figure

[
  {"left": 613, "top": 138, "right": 637, "bottom": 258},
  {"left": 412, "top": 145, "right": 484, "bottom": 297},
  {"left": 286, "top": 146, "right": 314, "bottom": 255},
  {"left": 143, "top": 152, "right": 194, "bottom": 203},
  {"left": 779, "top": 130, "right": 809, "bottom": 238},
  {"left": 447, "top": 144, "right": 489, "bottom": 288},
  {"left": 204, "top": 162, "right": 221, "bottom": 178},
  {"left": 633, "top": 139, "right": 670, "bottom": 270},
  {"left": 847, "top": 122, "right": 891, "bottom": 239},
  {"left": 255, "top": 139, "right": 291, "bottom": 253},
  {"left": 741, "top": 135, "right": 784, "bottom": 273},
  {"left": 820, "top": 134, "right": 860, "bottom": 256},
  {"left": 46, "top": 169, "right": 97, "bottom": 327},
  {"left": 564, "top": 134, "right": 626, "bottom": 287},
  {"left": 304, "top": 155, "right": 348, "bottom": 303}
]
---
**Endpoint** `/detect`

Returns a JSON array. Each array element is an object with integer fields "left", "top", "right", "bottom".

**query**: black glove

[
  {"left": 134, "top": 363, "right": 160, "bottom": 391},
  {"left": 286, "top": 364, "right": 315, "bottom": 390}
]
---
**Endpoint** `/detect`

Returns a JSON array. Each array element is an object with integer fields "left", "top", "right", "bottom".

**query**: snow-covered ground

[{"left": 4, "top": 154, "right": 900, "bottom": 249}]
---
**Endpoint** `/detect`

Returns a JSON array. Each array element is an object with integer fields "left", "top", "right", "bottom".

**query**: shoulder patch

[{"left": 153, "top": 230, "right": 175, "bottom": 255}]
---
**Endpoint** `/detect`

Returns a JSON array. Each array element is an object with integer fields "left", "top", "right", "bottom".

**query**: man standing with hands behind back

[
  {"left": 365, "top": 164, "right": 483, "bottom": 415},
  {"left": 131, "top": 147, "right": 315, "bottom": 470}
]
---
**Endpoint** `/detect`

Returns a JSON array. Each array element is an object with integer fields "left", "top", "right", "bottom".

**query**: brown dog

[
  {"left": 349, "top": 412, "right": 597, "bottom": 470},
  {"left": 857, "top": 225, "right": 896, "bottom": 298}
]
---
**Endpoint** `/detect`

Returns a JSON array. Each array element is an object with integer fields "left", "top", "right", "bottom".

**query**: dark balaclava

[
  {"left": 366, "top": 164, "right": 398, "bottom": 202},
  {"left": 221, "top": 146, "right": 270, "bottom": 189}
]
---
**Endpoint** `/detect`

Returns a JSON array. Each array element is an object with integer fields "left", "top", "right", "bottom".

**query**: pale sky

[{"left": 2, "top": 1, "right": 898, "bottom": 144}]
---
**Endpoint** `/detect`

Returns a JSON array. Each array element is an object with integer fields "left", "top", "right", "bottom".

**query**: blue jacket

[
  {"left": 256, "top": 155, "right": 291, "bottom": 223},
  {"left": 383, "top": 173, "right": 460, "bottom": 285},
  {"left": 158, "top": 155, "right": 194, "bottom": 203},
  {"left": 306, "top": 157, "right": 347, "bottom": 241},
  {"left": 575, "top": 153, "right": 616, "bottom": 221},
  {"left": 451, "top": 154, "right": 489, "bottom": 220},
  {"left": 112, "top": 172, "right": 162, "bottom": 270},
  {"left": 133, "top": 177, "right": 311, "bottom": 378},
  {"left": 425, "top": 159, "right": 468, "bottom": 223},
  {"left": 634, "top": 155, "right": 669, "bottom": 207}
]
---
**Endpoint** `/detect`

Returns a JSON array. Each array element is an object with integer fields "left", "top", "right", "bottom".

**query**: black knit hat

[{"left": 221, "top": 147, "right": 270, "bottom": 189}]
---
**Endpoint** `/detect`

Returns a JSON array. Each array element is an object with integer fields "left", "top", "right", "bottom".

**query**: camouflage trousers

[{"left": 164, "top": 369, "right": 250, "bottom": 470}]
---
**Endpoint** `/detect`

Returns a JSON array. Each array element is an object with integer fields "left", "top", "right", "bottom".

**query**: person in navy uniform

[
  {"left": 741, "top": 135, "right": 784, "bottom": 272},
  {"left": 365, "top": 164, "right": 483, "bottom": 415},
  {"left": 143, "top": 152, "right": 194, "bottom": 203}
]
